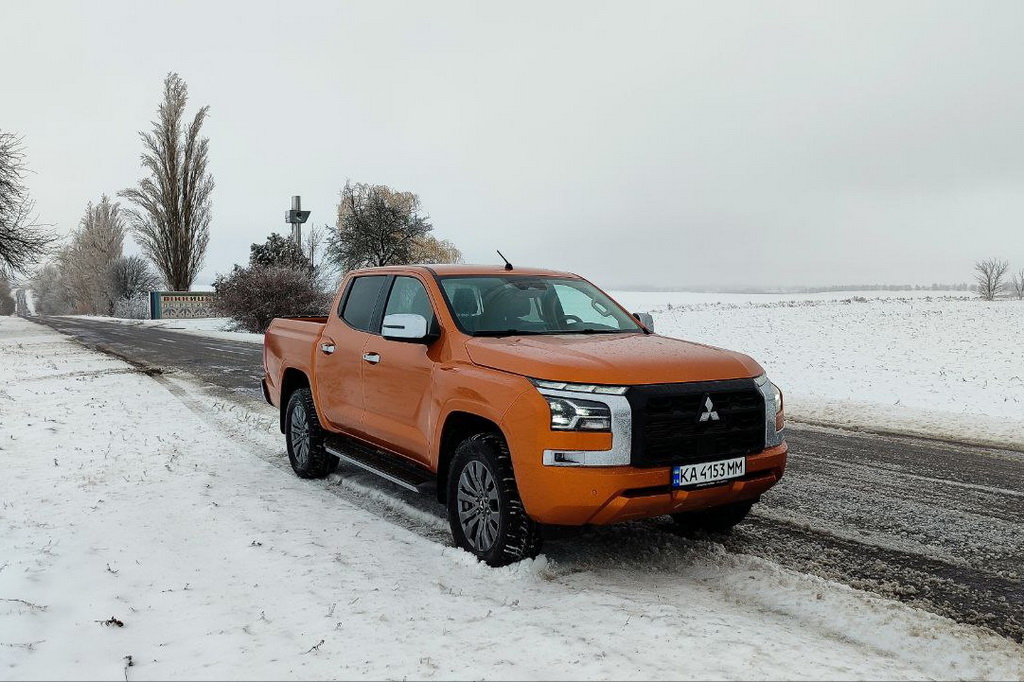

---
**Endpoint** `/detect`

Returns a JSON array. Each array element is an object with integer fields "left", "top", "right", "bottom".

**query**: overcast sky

[{"left": 4, "top": 1, "right": 1023, "bottom": 289}]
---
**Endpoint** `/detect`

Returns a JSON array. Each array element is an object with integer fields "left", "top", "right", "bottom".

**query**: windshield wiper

[
  {"left": 472, "top": 329, "right": 547, "bottom": 337},
  {"left": 574, "top": 328, "right": 635, "bottom": 334}
]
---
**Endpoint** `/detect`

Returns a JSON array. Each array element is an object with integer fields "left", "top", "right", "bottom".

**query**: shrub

[
  {"left": 213, "top": 264, "right": 331, "bottom": 333},
  {"left": 113, "top": 293, "right": 151, "bottom": 319}
]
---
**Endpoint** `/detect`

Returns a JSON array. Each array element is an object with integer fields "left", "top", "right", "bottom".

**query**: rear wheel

[
  {"left": 672, "top": 500, "right": 754, "bottom": 534},
  {"left": 284, "top": 388, "right": 335, "bottom": 479},
  {"left": 447, "top": 432, "right": 542, "bottom": 566}
]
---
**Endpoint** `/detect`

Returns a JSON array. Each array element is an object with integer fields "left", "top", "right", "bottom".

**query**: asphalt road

[{"left": 35, "top": 315, "right": 1024, "bottom": 643}]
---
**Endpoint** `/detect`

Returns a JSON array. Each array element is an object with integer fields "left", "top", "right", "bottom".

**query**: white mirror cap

[
  {"left": 382, "top": 313, "right": 428, "bottom": 340},
  {"left": 634, "top": 311, "right": 655, "bottom": 332}
]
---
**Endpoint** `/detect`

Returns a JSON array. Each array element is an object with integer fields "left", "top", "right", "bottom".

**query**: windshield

[{"left": 439, "top": 275, "right": 644, "bottom": 336}]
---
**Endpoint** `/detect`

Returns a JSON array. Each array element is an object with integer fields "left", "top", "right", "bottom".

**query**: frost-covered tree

[
  {"left": 327, "top": 182, "right": 432, "bottom": 272},
  {"left": 1012, "top": 269, "right": 1024, "bottom": 300},
  {"left": 974, "top": 258, "right": 1008, "bottom": 301},
  {"left": 0, "top": 131, "right": 55, "bottom": 276},
  {"left": 121, "top": 73, "right": 213, "bottom": 291},
  {"left": 249, "top": 232, "right": 309, "bottom": 271},
  {"left": 411, "top": 234, "right": 462, "bottom": 264},
  {"left": 64, "top": 196, "right": 126, "bottom": 314},
  {"left": 32, "top": 262, "right": 72, "bottom": 315}
]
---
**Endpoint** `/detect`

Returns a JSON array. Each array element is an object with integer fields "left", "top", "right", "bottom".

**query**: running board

[{"left": 324, "top": 436, "right": 435, "bottom": 494}]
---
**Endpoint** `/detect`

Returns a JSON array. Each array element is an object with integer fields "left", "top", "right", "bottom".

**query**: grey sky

[{"left": 4, "top": 0, "right": 1023, "bottom": 289}]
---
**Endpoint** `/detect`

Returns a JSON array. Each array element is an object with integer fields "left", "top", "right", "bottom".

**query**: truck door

[
  {"left": 360, "top": 275, "right": 439, "bottom": 465},
  {"left": 313, "top": 274, "right": 389, "bottom": 437}
]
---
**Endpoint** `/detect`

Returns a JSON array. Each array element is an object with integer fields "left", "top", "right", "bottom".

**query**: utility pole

[{"left": 285, "top": 195, "right": 311, "bottom": 250}]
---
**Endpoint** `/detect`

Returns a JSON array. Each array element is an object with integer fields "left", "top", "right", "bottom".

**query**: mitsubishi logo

[{"left": 698, "top": 395, "right": 720, "bottom": 422}]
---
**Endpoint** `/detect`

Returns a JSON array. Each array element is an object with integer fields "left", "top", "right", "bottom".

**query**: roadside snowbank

[
  {"left": 1, "top": 316, "right": 1022, "bottom": 680},
  {"left": 66, "top": 314, "right": 264, "bottom": 345}
]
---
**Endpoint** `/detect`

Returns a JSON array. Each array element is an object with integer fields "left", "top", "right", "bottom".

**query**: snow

[
  {"left": 611, "top": 290, "right": 1024, "bottom": 451},
  {"left": 2, "top": 316, "right": 1023, "bottom": 679}
]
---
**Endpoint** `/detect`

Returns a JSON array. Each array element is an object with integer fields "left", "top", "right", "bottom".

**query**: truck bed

[{"left": 263, "top": 317, "right": 328, "bottom": 408}]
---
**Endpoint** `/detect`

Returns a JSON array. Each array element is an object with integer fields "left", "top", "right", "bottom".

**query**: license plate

[{"left": 672, "top": 457, "right": 746, "bottom": 488}]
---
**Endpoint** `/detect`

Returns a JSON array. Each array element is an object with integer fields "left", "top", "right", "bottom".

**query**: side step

[{"left": 324, "top": 435, "right": 435, "bottom": 494}]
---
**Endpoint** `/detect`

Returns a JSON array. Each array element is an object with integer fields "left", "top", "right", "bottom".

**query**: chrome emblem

[{"left": 698, "top": 395, "right": 720, "bottom": 422}]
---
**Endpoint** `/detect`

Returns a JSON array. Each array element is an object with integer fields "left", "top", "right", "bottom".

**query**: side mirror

[
  {"left": 382, "top": 313, "right": 431, "bottom": 343},
  {"left": 633, "top": 311, "right": 655, "bottom": 332}
]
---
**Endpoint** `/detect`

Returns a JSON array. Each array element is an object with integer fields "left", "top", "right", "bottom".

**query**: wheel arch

[
  {"left": 436, "top": 411, "right": 506, "bottom": 504},
  {"left": 279, "top": 368, "right": 311, "bottom": 433}
]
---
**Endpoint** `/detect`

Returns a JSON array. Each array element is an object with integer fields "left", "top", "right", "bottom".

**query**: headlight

[
  {"left": 755, "top": 373, "right": 785, "bottom": 441},
  {"left": 772, "top": 383, "right": 784, "bottom": 430},
  {"left": 544, "top": 396, "right": 612, "bottom": 431},
  {"left": 532, "top": 379, "right": 628, "bottom": 395}
]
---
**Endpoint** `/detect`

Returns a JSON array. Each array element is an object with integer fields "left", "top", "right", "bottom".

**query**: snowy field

[
  {"left": 610, "top": 290, "right": 1024, "bottom": 451},
  {"left": 3, "top": 319, "right": 1024, "bottom": 679}
]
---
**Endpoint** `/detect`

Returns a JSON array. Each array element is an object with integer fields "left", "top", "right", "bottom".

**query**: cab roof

[{"left": 349, "top": 264, "right": 580, "bottom": 278}]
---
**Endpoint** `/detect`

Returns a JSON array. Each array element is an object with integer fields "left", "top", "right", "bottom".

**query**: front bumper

[{"left": 517, "top": 443, "right": 787, "bottom": 525}]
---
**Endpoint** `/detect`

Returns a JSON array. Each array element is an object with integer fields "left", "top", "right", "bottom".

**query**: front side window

[
  {"left": 382, "top": 276, "right": 435, "bottom": 328},
  {"left": 439, "top": 276, "right": 643, "bottom": 336},
  {"left": 340, "top": 275, "right": 387, "bottom": 332}
]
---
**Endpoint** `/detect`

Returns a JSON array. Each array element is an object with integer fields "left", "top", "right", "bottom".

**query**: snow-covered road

[{"left": 3, "top": 318, "right": 1023, "bottom": 679}]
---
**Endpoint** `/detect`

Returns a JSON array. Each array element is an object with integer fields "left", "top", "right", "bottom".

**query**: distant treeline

[{"left": 618, "top": 283, "right": 973, "bottom": 294}]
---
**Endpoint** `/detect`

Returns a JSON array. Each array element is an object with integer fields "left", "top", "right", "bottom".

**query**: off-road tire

[
  {"left": 285, "top": 388, "right": 334, "bottom": 479},
  {"left": 672, "top": 500, "right": 755, "bottom": 534},
  {"left": 447, "top": 432, "right": 542, "bottom": 567}
]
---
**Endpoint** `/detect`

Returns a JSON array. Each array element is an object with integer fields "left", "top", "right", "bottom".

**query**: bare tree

[
  {"left": 327, "top": 182, "right": 432, "bottom": 272},
  {"left": 304, "top": 223, "right": 338, "bottom": 288},
  {"left": 1012, "top": 269, "right": 1024, "bottom": 300},
  {"left": 0, "top": 131, "right": 55, "bottom": 276},
  {"left": 975, "top": 258, "right": 1009, "bottom": 301},
  {"left": 108, "top": 254, "right": 161, "bottom": 300},
  {"left": 107, "top": 255, "right": 161, "bottom": 319},
  {"left": 305, "top": 223, "right": 329, "bottom": 272},
  {"left": 120, "top": 73, "right": 213, "bottom": 291},
  {"left": 411, "top": 234, "right": 463, "bottom": 264}
]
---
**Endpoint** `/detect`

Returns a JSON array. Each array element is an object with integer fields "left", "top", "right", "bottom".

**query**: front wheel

[
  {"left": 447, "top": 433, "right": 542, "bottom": 567},
  {"left": 284, "top": 388, "right": 335, "bottom": 479}
]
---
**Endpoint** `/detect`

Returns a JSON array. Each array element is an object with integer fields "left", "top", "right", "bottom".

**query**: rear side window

[{"left": 340, "top": 275, "right": 387, "bottom": 332}]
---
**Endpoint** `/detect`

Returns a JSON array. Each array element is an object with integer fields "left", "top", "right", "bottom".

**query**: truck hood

[{"left": 463, "top": 333, "right": 763, "bottom": 385}]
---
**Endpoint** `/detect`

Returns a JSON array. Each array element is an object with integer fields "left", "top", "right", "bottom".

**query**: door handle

[
  {"left": 320, "top": 342, "right": 336, "bottom": 355},
  {"left": 362, "top": 352, "right": 380, "bottom": 364}
]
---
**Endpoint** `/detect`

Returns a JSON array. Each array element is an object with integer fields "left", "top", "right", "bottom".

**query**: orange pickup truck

[{"left": 263, "top": 264, "right": 787, "bottom": 566}]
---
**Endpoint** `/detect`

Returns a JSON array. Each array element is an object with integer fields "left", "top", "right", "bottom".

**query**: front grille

[{"left": 627, "top": 379, "right": 765, "bottom": 467}]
